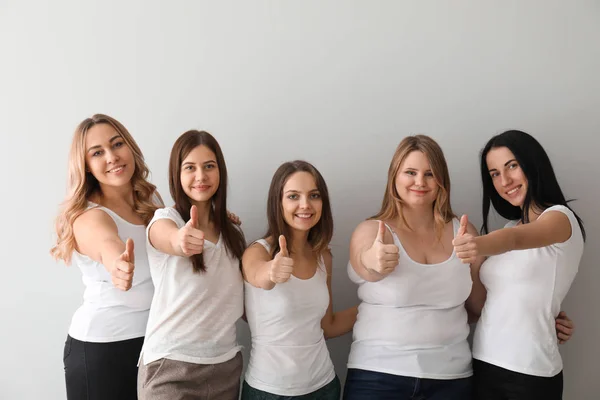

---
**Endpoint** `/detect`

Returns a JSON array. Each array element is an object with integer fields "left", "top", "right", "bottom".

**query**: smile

[
  {"left": 506, "top": 185, "right": 522, "bottom": 196},
  {"left": 107, "top": 165, "right": 125, "bottom": 173},
  {"left": 295, "top": 213, "right": 313, "bottom": 219}
]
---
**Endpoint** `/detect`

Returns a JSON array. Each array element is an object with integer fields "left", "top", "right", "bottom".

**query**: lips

[
  {"left": 506, "top": 185, "right": 522, "bottom": 196},
  {"left": 107, "top": 165, "right": 126, "bottom": 173},
  {"left": 192, "top": 185, "right": 211, "bottom": 191},
  {"left": 295, "top": 213, "right": 313, "bottom": 219}
]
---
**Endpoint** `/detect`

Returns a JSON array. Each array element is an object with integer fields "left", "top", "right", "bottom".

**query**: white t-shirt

[
  {"left": 140, "top": 207, "right": 244, "bottom": 365},
  {"left": 347, "top": 219, "right": 473, "bottom": 379},
  {"left": 68, "top": 204, "right": 154, "bottom": 342},
  {"left": 473, "top": 205, "right": 584, "bottom": 377},
  {"left": 244, "top": 239, "right": 336, "bottom": 396}
]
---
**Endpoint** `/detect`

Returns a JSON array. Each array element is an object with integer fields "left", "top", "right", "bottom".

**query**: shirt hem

[
  {"left": 472, "top": 354, "right": 562, "bottom": 378},
  {"left": 244, "top": 370, "right": 336, "bottom": 396},
  {"left": 142, "top": 346, "right": 242, "bottom": 366},
  {"left": 346, "top": 364, "right": 473, "bottom": 380},
  {"left": 67, "top": 330, "right": 145, "bottom": 343}
]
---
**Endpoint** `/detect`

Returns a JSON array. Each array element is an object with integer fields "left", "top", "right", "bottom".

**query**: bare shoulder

[
  {"left": 242, "top": 240, "right": 271, "bottom": 262},
  {"left": 351, "top": 219, "right": 393, "bottom": 245},
  {"left": 73, "top": 208, "right": 118, "bottom": 237}
]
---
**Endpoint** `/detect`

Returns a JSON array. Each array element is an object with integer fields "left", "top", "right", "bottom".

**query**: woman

[
  {"left": 343, "top": 135, "right": 481, "bottom": 400},
  {"left": 241, "top": 160, "right": 357, "bottom": 399},
  {"left": 138, "top": 130, "right": 246, "bottom": 400},
  {"left": 453, "top": 130, "right": 585, "bottom": 400},
  {"left": 51, "top": 114, "right": 161, "bottom": 400}
]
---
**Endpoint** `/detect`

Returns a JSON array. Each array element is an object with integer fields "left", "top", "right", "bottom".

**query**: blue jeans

[
  {"left": 241, "top": 376, "right": 341, "bottom": 399},
  {"left": 343, "top": 368, "right": 472, "bottom": 400}
]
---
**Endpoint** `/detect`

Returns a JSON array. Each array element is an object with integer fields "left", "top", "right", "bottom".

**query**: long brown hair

[
  {"left": 372, "top": 135, "right": 455, "bottom": 237},
  {"left": 51, "top": 114, "right": 159, "bottom": 264},
  {"left": 264, "top": 160, "right": 333, "bottom": 258},
  {"left": 168, "top": 130, "right": 245, "bottom": 272}
]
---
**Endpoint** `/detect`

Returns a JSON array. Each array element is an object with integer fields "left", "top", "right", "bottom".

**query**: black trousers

[
  {"left": 473, "top": 359, "right": 563, "bottom": 400},
  {"left": 64, "top": 334, "right": 144, "bottom": 400}
]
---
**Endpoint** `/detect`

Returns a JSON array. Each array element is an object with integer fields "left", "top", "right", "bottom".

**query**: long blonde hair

[
  {"left": 50, "top": 114, "right": 159, "bottom": 264},
  {"left": 371, "top": 134, "right": 455, "bottom": 237}
]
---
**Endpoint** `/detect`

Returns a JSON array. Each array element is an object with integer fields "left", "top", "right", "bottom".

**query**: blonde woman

[{"left": 51, "top": 114, "right": 161, "bottom": 400}]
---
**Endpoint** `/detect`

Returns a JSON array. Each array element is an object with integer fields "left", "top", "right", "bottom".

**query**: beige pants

[{"left": 138, "top": 352, "right": 243, "bottom": 400}]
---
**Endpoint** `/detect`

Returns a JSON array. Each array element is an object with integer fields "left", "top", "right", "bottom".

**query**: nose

[
  {"left": 500, "top": 172, "right": 511, "bottom": 187},
  {"left": 195, "top": 169, "right": 206, "bottom": 182},
  {"left": 415, "top": 173, "right": 425, "bottom": 187},
  {"left": 299, "top": 196, "right": 309, "bottom": 209},
  {"left": 106, "top": 149, "right": 119, "bottom": 164}
]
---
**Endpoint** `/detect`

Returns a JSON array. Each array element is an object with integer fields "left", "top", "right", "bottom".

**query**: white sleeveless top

[
  {"left": 347, "top": 219, "right": 473, "bottom": 379},
  {"left": 244, "top": 239, "right": 336, "bottom": 396},
  {"left": 140, "top": 207, "right": 243, "bottom": 365},
  {"left": 68, "top": 203, "right": 154, "bottom": 342},
  {"left": 473, "top": 205, "right": 584, "bottom": 377}
]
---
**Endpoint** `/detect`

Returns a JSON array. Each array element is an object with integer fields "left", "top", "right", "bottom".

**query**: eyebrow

[
  {"left": 488, "top": 159, "right": 517, "bottom": 172},
  {"left": 404, "top": 167, "right": 432, "bottom": 172},
  {"left": 87, "top": 135, "right": 122, "bottom": 153},
  {"left": 284, "top": 189, "right": 320, "bottom": 194},
  {"left": 182, "top": 159, "right": 217, "bottom": 166}
]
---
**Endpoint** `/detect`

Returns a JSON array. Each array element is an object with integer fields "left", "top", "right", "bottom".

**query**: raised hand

[
  {"left": 453, "top": 215, "right": 478, "bottom": 264},
  {"left": 269, "top": 235, "right": 294, "bottom": 284},
  {"left": 177, "top": 205, "right": 205, "bottom": 256},
  {"left": 366, "top": 221, "right": 400, "bottom": 275},
  {"left": 112, "top": 238, "right": 135, "bottom": 291}
]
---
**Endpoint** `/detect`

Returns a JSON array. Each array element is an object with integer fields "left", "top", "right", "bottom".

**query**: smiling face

[
  {"left": 486, "top": 146, "right": 528, "bottom": 208},
  {"left": 180, "top": 144, "right": 220, "bottom": 204},
  {"left": 84, "top": 123, "right": 135, "bottom": 188},
  {"left": 394, "top": 150, "right": 439, "bottom": 208},
  {"left": 281, "top": 171, "right": 323, "bottom": 232}
]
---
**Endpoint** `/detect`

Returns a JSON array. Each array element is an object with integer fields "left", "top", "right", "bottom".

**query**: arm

[
  {"left": 148, "top": 205, "right": 205, "bottom": 257},
  {"left": 474, "top": 211, "right": 571, "bottom": 256},
  {"left": 73, "top": 209, "right": 134, "bottom": 290},
  {"left": 349, "top": 220, "right": 399, "bottom": 282},
  {"left": 242, "top": 236, "right": 293, "bottom": 290},
  {"left": 321, "top": 250, "right": 358, "bottom": 339}
]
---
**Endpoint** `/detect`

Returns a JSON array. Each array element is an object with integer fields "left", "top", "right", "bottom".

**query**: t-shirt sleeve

[{"left": 146, "top": 207, "right": 185, "bottom": 261}]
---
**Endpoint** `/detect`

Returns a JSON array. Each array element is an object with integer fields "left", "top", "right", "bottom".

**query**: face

[
  {"left": 281, "top": 171, "right": 323, "bottom": 232},
  {"left": 85, "top": 123, "right": 135, "bottom": 187},
  {"left": 486, "top": 146, "right": 528, "bottom": 208},
  {"left": 180, "top": 145, "right": 220, "bottom": 204},
  {"left": 395, "top": 150, "right": 439, "bottom": 207}
]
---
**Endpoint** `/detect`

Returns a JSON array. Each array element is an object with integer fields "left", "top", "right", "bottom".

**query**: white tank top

[
  {"left": 140, "top": 207, "right": 243, "bottom": 365},
  {"left": 473, "top": 205, "right": 584, "bottom": 377},
  {"left": 244, "top": 239, "right": 336, "bottom": 396},
  {"left": 68, "top": 203, "right": 154, "bottom": 342},
  {"left": 347, "top": 219, "right": 473, "bottom": 379}
]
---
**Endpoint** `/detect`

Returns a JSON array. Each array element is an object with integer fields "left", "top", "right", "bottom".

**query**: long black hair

[{"left": 480, "top": 130, "right": 585, "bottom": 241}]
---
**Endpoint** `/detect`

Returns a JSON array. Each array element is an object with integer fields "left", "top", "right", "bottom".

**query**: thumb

[
  {"left": 457, "top": 215, "right": 468, "bottom": 237},
  {"left": 187, "top": 205, "right": 198, "bottom": 228},
  {"left": 278, "top": 235, "right": 289, "bottom": 257},
  {"left": 375, "top": 220, "right": 386, "bottom": 243},
  {"left": 124, "top": 238, "right": 134, "bottom": 263}
]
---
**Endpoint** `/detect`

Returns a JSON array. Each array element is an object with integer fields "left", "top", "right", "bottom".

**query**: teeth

[
  {"left": 296, "top": 214, "right": 312, "bottom": 218},
  {"left": 108, "top": 166, "right": 124, "bottom": 173},
  {"left": 507, "top": 186, "right": 520, "bottom": 195}
]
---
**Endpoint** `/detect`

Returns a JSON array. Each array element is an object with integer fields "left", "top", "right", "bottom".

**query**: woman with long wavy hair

[{"left": 51, "top": 114, "right": 161, "bottom": 400}]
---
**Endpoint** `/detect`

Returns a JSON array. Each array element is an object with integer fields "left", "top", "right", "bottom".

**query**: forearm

[
  {"left": 246, "top": 261, "right": 276, "bottom": 290},
  {"left": 475, "top": 229, "right": 516, "bottom": 257},
  {"left": 324, "top": 306, "right": 358, "bottom": 339},
  {"left": 98, "top": 238, "right": 126, "bottom": 269}
]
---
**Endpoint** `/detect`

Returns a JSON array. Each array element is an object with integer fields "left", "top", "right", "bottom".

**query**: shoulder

[
  {"left": 243, "top": 238, "right": 271, "bottom": 259},
  {"left": 150, "top": 207, "right": 184, "bottom": 226},
  {"left": 73, "top": 207, "right": 117, "bottom": 233}
]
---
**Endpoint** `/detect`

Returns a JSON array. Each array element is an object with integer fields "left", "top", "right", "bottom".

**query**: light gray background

[{"left": 1, "top": 1, "right": 598, "bottom": 399}]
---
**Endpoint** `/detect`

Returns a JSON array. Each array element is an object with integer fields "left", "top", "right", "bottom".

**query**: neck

[
  {"left": 397, "top": 204, "right": 435, "bottom": 232},
  {"left": 191, "top": 200, "right": 212, "bottom": 229},
  {"left": 97, "top": 183, "right": 135, "bottom": 209},
  {"left": 289, "top": 229, "right": 310, "bottom": 254}
]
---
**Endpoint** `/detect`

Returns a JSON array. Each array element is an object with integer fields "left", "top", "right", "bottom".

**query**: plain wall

[{"left": 1, "top": 1, "right": 598, "bottom": 398}]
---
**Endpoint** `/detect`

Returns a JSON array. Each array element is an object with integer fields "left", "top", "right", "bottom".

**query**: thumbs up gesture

[
  {"left": 177, "top": 205, "right": 205, "bottom": 256},
  {"left": 269, "top": 235, "right": 294, "bottom": 284},
  {"left": 112, "top": 238, "right": 135, "bottom": 291},
  {"left": 452, "top": 215, "right": 478, "bottom": 264},
  {"left": 365, "top": 221, "right": 400, "bottom": 275}
]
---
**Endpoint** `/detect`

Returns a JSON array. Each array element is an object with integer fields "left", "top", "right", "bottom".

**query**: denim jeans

[
  {"left": 342, "top": 368, "right": 472, "bottom": 400},
  {"left": 241, "top": 376, "right": 341, "bottom": 400}
]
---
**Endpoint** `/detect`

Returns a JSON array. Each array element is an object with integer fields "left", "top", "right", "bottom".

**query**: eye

[
  {"left": 113, "top": 141, "right": 124, "bottom": 149},
  {"left": 508, "top": 163, "right": 519, "bottom": 170},
  {"left": 405, "top": 170, "right": 416, "bottom": 176},
  {"left": 310, "top": 193, "right": 321, "bottom": 199},
  {"left": 204, "top": 163, "right": 216, "bottom": 170},
  {"left": 92, "top": 150, "right": 103, "bottom": 157},
  {"left": 425, "top": 172, "right": 434, "bottom": 177},
  {"left": 490, "top": 171, "right": 499, "bottom": 178},
  {"left": 287, "top": 194, "right": 299, "bottom": 200},
  {"left": 183, "top": 165, "right": 194, "bottom": 171}
]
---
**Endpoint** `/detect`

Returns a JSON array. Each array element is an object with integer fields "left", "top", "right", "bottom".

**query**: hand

[
  {"left": 453, "top": 215, "right": 478, "bottom": 264},
  {"left": 177, "top": 205, "right": 205, "bottom": 256},
  {"left": 112, "top": 238, "right": 135, "bottom": 291},
  {"left": 364, "top": 221, "right": 399, "bottom": 275},
  {"left": 269, "top": 235, "right": 294, "bottom": 284},
  {"left": 556, "top": 311, "right": 574, "bottom": 344},
  {"left": 227, "top": 210, "right": 242, "bottom": 226}
]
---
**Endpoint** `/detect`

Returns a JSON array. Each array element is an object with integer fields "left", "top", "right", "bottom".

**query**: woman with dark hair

[
  {"left": 241, "top": 160, "right": 357, "bottom": 399},
  {"left": 453, "top": 130, "right": 585, "bottom": 400},
  {"left": 138, "top": 130, "right": 246, "bottom": 400}
]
